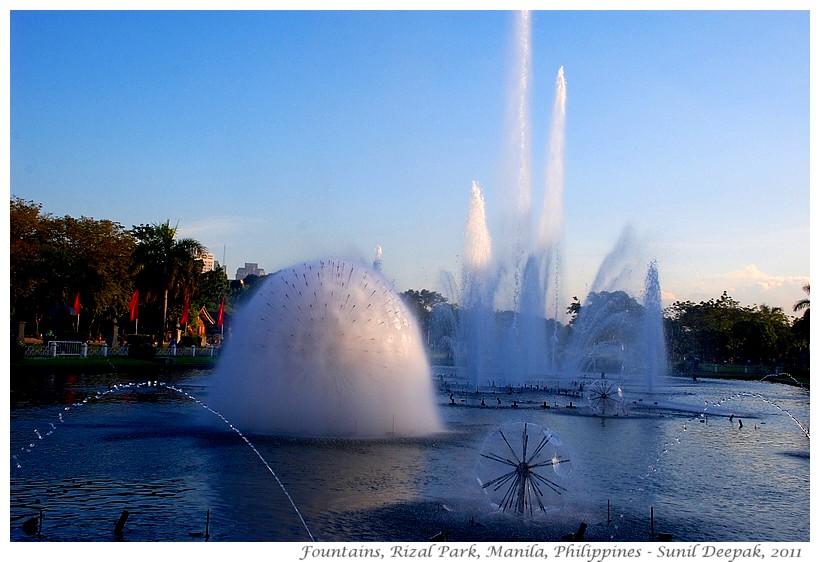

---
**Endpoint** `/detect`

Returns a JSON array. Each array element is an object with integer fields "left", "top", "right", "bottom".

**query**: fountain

[
  {"left": 207, "top": 259, "right": 442, "bottom": 437},
  {"left": 641, "top": 260, "right": 667, "bottom": 393},
  {"left": 10, "top": 365, "right": 809, "bottom": 541},
  {"left": 9, "top": 11, "right": 808, "bottom": 543},
  {"left": 438, "top": 13, "right": 667, "bottom": 396},
  {"left": 560, "top": 230, "right": 667, "bottom": 395},
  {"left": 586, "top": 376, "right": 625, "bottom": 417},
  {"left": 475, "top": 422, "right": 572, "bottom": 515}
]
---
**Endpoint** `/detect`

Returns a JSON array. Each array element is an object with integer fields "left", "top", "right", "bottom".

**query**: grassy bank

[
  {"left": 673, "top": 364, "right": 809, "bottom": 388},
  {"left": 12, "top": 356, "right": 809, "bottom": 388}
]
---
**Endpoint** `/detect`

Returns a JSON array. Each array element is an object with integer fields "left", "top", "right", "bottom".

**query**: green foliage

[
  {"left": 664, "top": 291, "right": 805, "bottom": 373},
  {"left": 572, "top": 290, "right": 643, "bottom": 343},
  {"left": 179, "top": 335, "right": 203, "bottom": 348},
  {"left": 10, "top": 198, "right": 51, "bottom": 317},
  {"left": 10, "top": 199, "right": 229, "bottom": 343},
  {"left": 10, "top": 197, "right": 135, "bottom": 338},
  {"left": 126, "top": 333, "right": 156, "bottom": 359},
  {"left": 227, "top": 273, "right": 267, "bottom": 311},
  {"left": 130, "top": 220, "right": 206, "bottom": 339},
  {"left": 791, "top": 284, "right": 810, "bottom": 353},
  {"left": 566, "top": 296, "right": 581, "bottom": 323},
  {"left": 400, "top": 289, "right": 448, "bottom": 330},
  {"left": 198, "top": 268, "right": 230, "bottom": 311}
]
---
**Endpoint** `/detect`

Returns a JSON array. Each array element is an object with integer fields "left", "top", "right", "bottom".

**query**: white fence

[{"left": 23, "top": 341, "right": 221, "bottom": 358}]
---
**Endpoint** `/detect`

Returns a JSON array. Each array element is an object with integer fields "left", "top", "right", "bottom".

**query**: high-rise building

[
  {"left": 235, "top": 262, "right": 266, "bottom": 280},
  {"left": 197, "top": 252, "right": 216, "bottom": 273}
]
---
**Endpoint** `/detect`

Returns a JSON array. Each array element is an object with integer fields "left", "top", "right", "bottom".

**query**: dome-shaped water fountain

[{"left": 208, "top": 259, "right": 443, "bottom": 437}]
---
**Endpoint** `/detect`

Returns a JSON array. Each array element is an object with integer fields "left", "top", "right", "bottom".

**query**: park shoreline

[
  {"left": 10, "top": 355, "right": 218, "bottom": 375},
  {"left": 9, "top": 357, "right": 808, "bottom": 388}
]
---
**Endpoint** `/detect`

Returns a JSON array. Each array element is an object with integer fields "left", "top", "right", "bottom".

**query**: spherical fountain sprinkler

[
  {"left": 475, "top": 422, "right": 572, "bottom": 515},
  {"left": 586, "top": 375, "right": 624, "bottom": 416}
]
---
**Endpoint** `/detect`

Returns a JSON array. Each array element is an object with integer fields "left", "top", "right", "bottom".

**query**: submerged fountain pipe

[{"left": 114, "top": 509, "right": 129, "bottom": 538}]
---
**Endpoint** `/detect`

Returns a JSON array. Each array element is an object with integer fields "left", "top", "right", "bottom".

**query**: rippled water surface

[{"left": 10, "top": 369, "right": 809, "bottom": 542}]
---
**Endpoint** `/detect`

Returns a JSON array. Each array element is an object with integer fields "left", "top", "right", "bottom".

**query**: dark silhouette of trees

[
  {"left": 793, "top": 283, "right": 810, "bottom": 316},
  {"left": 10, "top": 200, "right": 225, "bottom": 342},
  {"left": 130, "top": 221, "right": 205, "bottom": 339},
  {"left": 664, "top": 291, "right": 804, "bottom": 375},
  {"left": 10, "top": 198, "right": 55, "bottom": 332},
  {"left": 10, "top": 197, "right": 135, "bottom": 338},
  {"left": 10, "top": 197, "right": 810, "bottom": 376},
  {"left": 791, "top": 284, "right": 810, "bottom": 369},
  {"left": 400, "top": 289, "right": 448, "bottom": 333}
]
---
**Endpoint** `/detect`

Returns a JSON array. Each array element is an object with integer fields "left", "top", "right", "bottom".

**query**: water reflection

[{"left": 10, "top": 369, "right": 809, "bottom": 542}]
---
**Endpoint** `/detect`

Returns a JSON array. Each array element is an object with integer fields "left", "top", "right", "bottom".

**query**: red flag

[
  {"left": 180, "top": 295, "right": 190, "bottom": 325},
  {"left": 216, "top": 298, "right": 225, "bottom": 327},
  {"left": 129, "top": 289, "right": 139, "bottom": 321},
  {"left": 73, "top": 292, "right": 81, "bottom": 315}
]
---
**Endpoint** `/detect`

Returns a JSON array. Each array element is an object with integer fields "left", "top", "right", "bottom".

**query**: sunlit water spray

[
  {"left": 208, "top": 259, "right": 442, "bottom": 437},
  {"left": 537, "top": 65, "right": 566, "bottom": 255},
  {"left": 503, "top": 9, "right": 532, "bottom": 314},
  {"left": 540, "top": 66, "right": 567, "bottom": 325}
]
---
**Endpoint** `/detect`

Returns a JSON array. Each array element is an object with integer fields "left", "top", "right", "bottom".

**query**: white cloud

[
  {"left": 175, "top": 216, "right": 263, "bottom": 240},
  {"left": 666, "top": 264, "right": 809, "bottom": 314},
  {"left": 708, "top": 265, "right": 808, "bottom": 293}
]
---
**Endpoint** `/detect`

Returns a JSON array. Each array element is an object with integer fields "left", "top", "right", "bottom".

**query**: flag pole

[
  {"left": 217, "top": 297, "right": 225, "bottom": 340},
  {"left": 74, "top": 292, "right": 81, "bottom": 332},
  {"left": 129, "top": 289, "right": 140, "bottom": 336}
]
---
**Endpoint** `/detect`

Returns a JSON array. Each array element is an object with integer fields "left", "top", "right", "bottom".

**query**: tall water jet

[
  {"left": 559, "top": 231, "right": 668, "bottom": 393},
  {"left": 537, "top": 65, "right": 566, "bottom": 257},
  {"left": 460, "top": 182, "right": 495, "bottom": 386},
  {"left": 451, "top": 65, "right": 568, "bottom": 388},
  {"left": 463, "top": 182, "right": 493, "bottom": 276},
  {"left": 516, "top": 64, "right": 568, "bottom": 378},
  {"left": 538, "top": 66, "right": 567, "bottom": 325},
  {"left": 445, "top": 12, "right": 671, "bottom": 390},
  {"left": 641, "top": 260, "right": 667, "bottom": 392},
  {"left": 208, "top": 259, "right": 442, "bottom": 437},
  {"left": 500, "top": 9, "right": 533, "bottom": 314}
]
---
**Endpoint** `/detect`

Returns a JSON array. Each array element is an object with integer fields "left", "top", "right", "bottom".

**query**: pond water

[{"left": 9, "top": 368, "right": 810, "bottom": 542}]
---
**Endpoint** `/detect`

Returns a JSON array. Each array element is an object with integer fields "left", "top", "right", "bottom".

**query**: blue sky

[{"left": 8, "top": 7, "right": 811, "bottom": 315}]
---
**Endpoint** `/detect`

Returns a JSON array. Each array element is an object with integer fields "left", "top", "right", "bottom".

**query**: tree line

[
  {"left": 10, "top": 197, "right": 242, "bottom": 344},
  {"left": 401, "top": 287, "right": 809, "bottom": 378},
  {"left": 12, "top": 196, "right": 809, "bottom": 378},
  {"left": 664, "top": 290, "right": 809, "bottom": 375}
]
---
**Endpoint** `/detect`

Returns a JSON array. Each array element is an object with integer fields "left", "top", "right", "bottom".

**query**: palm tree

[
  {"left": 793, "top": 284, "right": 810, "bottom": 317},
  {"left": 791, "top": 284, "right": 810, "bottom": 364},
  {"left": 131, "top": 221, "right": 205, "bottom": 339}
]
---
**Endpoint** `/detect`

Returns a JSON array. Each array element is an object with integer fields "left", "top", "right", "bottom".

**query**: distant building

[
  {"left": 197, "top": 252, "right": 216, "bottom": 273},
  {"left": 236, "top": 262, "right": 266, "bottom": 280}
]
